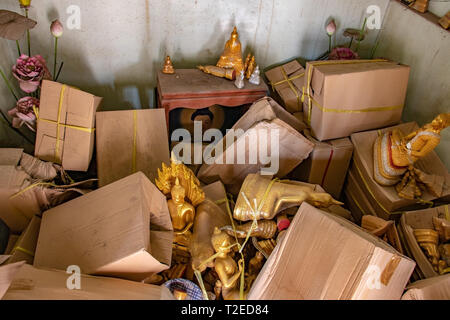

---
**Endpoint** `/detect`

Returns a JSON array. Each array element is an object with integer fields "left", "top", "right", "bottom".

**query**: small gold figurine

[
  {"left": 216, "top": 26, "right": 244, "bottom": 74},
  {"left": 197, "top": 65, "right": 236, "bottom": 80},
  {"left": 245, "top": 56, "right": 255, "bottom": 79},
  {"left": 254, "top": 238, "right": 277, "bottom": 258},
  {"left": 233, "top": 174, "right": 342, "bottom": 221},
  {"left": 373, "top": 113, "right": 450, "bottom": 187},
  {"left": 439, "top": 243, "right": 450, "bottom": 266},
  {"left": 439, "top": 11, "right": 450, "bottom": 29},
  {"left": 221, "top": 220, "right": 277, "bottom": 239},
  {"left": 414, "top": 229, "right": 440, "bottom": 272},
  {"left": 243, "top": 53, "right": 252, "bottom": 72},
  {"left": 245, "top": 251, "right": 264, "bottom": 289},
  {"left": 162, "top": 55, "right": 175, "bottom": 74},
  {"left": 211, "top": 227, "right": 243, "bottom": 300}
]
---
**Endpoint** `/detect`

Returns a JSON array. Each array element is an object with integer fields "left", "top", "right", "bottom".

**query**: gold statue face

[
  {"left": 171, "top": 178, "right": 186, "bottom": 204},
  {"left": 211, "top": 227, "right": 233, "bottom": 254}
]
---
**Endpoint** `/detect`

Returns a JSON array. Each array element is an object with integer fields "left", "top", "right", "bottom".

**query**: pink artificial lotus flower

[
  {"left": 50, "top": 19, "right": 64, "bottom": 38},
  {"left": 12, "top": 54, "right": 51, "bottom": 93},
  {"left": 328, "top": 47, "right": 360, "bottom": 60},
  {"left": 8, "top": 96, "right": 39, "bottom": 131},
  {"left": 326, "top": 19, "right": 336, "bottom": 36}
]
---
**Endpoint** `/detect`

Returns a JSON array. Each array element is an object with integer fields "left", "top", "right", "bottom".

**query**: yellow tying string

[
  {"left": 11, "top": 246, "right": 34, "bottom": 257},
  {"left": 9, "top": 182, "right": 58, "bottom": 199},
  {"left": 354, "top": 161, "right": 395, "bottom": 216},
  {"left": 54, "top": 85, "right": 66, "bottom": 163},
  {"left": 34, "top": 105, "right": 95, "bottom": 134},
  {"left": 132, "top": 110, "right": 137, "bottom": 173},
  {"left": 347, "top": 190, "right": 368, "bottom": 216},
  {"left": 194, "top": 270, "right": 210, "bottom": 300},
  {"left": 278, "top": 67, "right": 302, "bottom": 110},
  {"left": 270, "top": 72, "right": 304, "bottom": 90},
  {"left": 303, "top": 59, "right": 400, "bottom": 125},
  {"left": 444, "top": 205, "right": 449, "bottom": 221}
]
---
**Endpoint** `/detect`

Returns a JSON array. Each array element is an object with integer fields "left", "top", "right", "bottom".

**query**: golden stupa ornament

[
  {"left": 216, "top": 26, "right": 244, "bottom": 74},
  {"left": 373, "top": 113, "right": 450, "bottom": 199},
  {"left": 162, "top": 55, "right": 175, "bottom": 74}
]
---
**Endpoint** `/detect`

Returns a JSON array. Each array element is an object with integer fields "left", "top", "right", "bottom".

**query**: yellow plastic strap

[
  {"left": 12, "top": 246, "right": 34, "bottom": 257},
  {"left": 279, "top": 67, "right": 302, "bottom": 109},
  {"left": 132, "top": 110, "right": 137, "bottom": 173},
  {"left": 305, "top": 59, "right": 393, "bottom": 125}
]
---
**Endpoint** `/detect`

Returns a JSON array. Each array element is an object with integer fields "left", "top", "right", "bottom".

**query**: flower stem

[
  {"left": 25, "top": 8, "right": 31, "bottom": 56},
  {"left": 0, "top": 68, "right": 19, "bottom": 101},
  {"left": 16, "top": 40, "right": 21, "bottom": 56},
  {"left": 328, "top": 35, "right": 332, "bottom": 53},
  {"left": 355, "top": 17, "right": 367, "bottom": 54},
  {"left": 55, "top": 61, "right": 64, "bottom": 82},
  {"left": 53, "top": 37, "right": 58, "bottom": 80}
]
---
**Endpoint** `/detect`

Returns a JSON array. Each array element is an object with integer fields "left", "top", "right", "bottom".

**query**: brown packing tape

[{"left": 380, "top": 255, "right": 402, "bottom": 286}]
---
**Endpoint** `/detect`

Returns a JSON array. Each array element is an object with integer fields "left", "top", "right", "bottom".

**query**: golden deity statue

[
  {"left": 216, "top": 26, "right": 244, "bottom": 74},
  {"left": 162, "top": 55, "right": 175, "bottom": 74},
  {"left": 233, "top": 174, "right": 343, "bottom": 221},
  {"left": 211, "top": 227, "right": 243, "bottom": 300},
  {"left": 168, "top": 178, "right": 195, "bottom": 239},
  {"left": 373, "top": 113, "right": 450, "bottom": 187},
  {"left": 156, "top": 158, "right": 205, "bottom": 253}
]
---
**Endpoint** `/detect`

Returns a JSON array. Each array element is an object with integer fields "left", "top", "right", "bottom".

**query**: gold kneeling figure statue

[
  {"left": 211, "top": 227, "right": 243, "bottom": 300},
  {"left": 168, "top": 178, "right": 195, "bottom": 247},
  {"left": 373, "top": 113, "right": 450, "bottom": 187},
  {"left": 233, "top": 174, "right": 343, "bottom": 221}
]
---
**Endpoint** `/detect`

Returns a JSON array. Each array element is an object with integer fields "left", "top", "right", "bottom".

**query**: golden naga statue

[
  {"left": 216, "top": 26, "right": 244, "bottom": 74},
  {"left": 162, "top": 55, "right": 175, "bottom": 74},
  {"left": 233, "top": 174, "right": 343, "bottom": 221},
  {"left": 211, "top": 227, "right": 243, "bottom": 300},
  {"left": 155, "top": 158, "right": 205, "bottom": 206},
  {"left": 373, "top": 113, "right": 450, "bottom": 187}
]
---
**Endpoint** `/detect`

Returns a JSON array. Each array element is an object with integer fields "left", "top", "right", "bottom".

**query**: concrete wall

[
  {"left": 376, "top": 1, "right": 450, "bottom": 168},
  {"left": 0, "top": 0, "right": 389, "bottom": 110}
]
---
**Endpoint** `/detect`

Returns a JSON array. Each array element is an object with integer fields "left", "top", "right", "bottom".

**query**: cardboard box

[
  {"left": 289, "top": 131, "right": 353, "bottom": 199},
  {"left": 197, "top": 97, "right": 313, "bottom": 195},
  {"left": 35, "top": 80, "right": 102, "bottom": 171},
  {"left": 249, "top": 202, "right": 415, "bottom": 300},
  {"left": 96, "top": 109, "right": 170, "bottom": 187},
  {"left": 0, "top": 149, "right": 44, "bottom": 232},
  {"left": 402, "top": 274, "right": 450, "bottom": 300},
  {"left": 34, "top": 172, "right": 173, "bottom": 282},
  {"left": 343, "top": 169, "right": 378, "bottom": 223},
  {"left": 350, "top": 122, "right": 450, "bottom": 220},
  {"left": 4, "top": 235, "right": 19, "bottom": 255},
  {"left": 0, "top": 262, "right": 172, "bottom": 300},
  {"left": 303, "top": 59, "right": 410, "bottom": 141},
  {"left": 265, "top": 60, "right": 305, "bottom": 113},
  {"left": 202, "top": 180, "right": 229, "bottom": 214},
  {"left": 7, "top": 216, "right": 40, "bottom": 265},
  {"left": 399, "top": 206, "right": 449, "bottom": 279}
]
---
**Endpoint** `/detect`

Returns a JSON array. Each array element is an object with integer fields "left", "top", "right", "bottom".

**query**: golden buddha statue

[
  {"left": 245, "top": 251, "right": 264, "bottom": 289},
  {"left": 156, "top": 158, "right": 205, "bottom": 257},
  {"left": 211, "top": 227, "right": 243, "bottom": 300},
  {"left": 373, "top": 113, "right": 450, "bottom": 187},
  {"left": 216, "top": 27, "right": 244, "bottom": 74},
  {"left": 233, "top": 174, "right": 343, "bottom": 221},
  {"left": 245, "top": 56, "right": 255, "bottom": 79},
  {"left": 168, "top": 178, "right": 195, "bottom": 237},
  {"left": 162, "top": 55, "right": 175, "bottom": 74}
]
